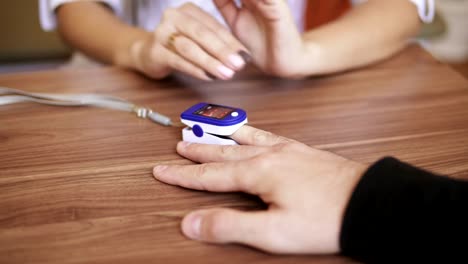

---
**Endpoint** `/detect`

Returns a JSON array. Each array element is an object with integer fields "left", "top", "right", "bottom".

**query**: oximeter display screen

[{"left": 194, "top": 104, "right": 234, "bottom": 119}]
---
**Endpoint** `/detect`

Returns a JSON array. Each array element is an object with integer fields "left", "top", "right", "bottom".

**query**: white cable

[
  {"left": 0, "top": 95, "right": 86, "bottom": 106},
  {"left": 0, "top": 87, "right": 173, "bottom": 126},
  {"left": 0, "top": 87, "right": 128, "bottom": 103}
]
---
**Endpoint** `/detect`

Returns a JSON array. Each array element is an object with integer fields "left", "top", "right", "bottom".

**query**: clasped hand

[{"left": 130, "top": 0, "right": 307, "bottom": 80}]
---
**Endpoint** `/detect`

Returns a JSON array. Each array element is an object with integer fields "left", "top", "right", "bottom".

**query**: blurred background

[
  {"left": 0, "top": 0, "right": 467, "bottom": 77},
  {"left": 0, "top": 1, "right": 70, "bottom": 73}
]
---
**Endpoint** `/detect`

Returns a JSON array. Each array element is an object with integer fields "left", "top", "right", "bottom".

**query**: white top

[
  {"left": 40, "top": 0, "right": 307, "bottom": 32},
  {"left": 38, "top": 0, "right": 434, "bottom": 66},
  {"left": 39, "top": 0, "right": 434, "bottom": 33}
]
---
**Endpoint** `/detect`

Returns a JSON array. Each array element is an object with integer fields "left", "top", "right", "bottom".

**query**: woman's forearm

[
  {"left": 300, "top": 0, "right": 421, "bottom": 75},
  {"left": 56, "top": 2, "right": 150, "bottom": 68}
]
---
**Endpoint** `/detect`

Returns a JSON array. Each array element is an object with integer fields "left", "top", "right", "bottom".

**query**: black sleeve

[{"left": 340, "top": 157, "right": 468, "bottom": 263}]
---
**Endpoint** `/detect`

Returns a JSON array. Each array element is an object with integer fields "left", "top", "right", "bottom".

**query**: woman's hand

[
  {"left": 214, "top": 0, "right": 308, "bottom": 78},
  {"left": 130, "top": 3, "right": 250, "bottom": 80},
  {"left": 153, "top": 126, "right": 367, "bottom": 254}
]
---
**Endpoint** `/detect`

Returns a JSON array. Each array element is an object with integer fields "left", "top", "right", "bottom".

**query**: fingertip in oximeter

[{"left": 180, "top": 102, "right": 248, "bottom": 145}]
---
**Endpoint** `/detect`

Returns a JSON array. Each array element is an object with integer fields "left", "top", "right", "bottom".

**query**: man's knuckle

[
  {"left": 220, "top": 145, "right": 233, "bottom": 157},
  {"left": 253, "top": 155, "right": 273, "bottom": 171},
  {"left": 272, "top": 142, "right": 295, "bottom": 152},
  {"left": 196, "top": 164, "right": 209, "bottom": 177},
  {"left": 191, "top": 164, "right": 211, "bottom": 190},
  {"left": 252, "top": 130, "right": 269, "bottom": 144}
]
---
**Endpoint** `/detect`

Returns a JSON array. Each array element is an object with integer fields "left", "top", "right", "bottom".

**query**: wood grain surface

[{"left": 1, "top": 45, "right": 467, "bottom": 263}]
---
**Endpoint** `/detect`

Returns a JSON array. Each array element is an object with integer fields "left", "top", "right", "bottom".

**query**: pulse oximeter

[{"left": 180, "top": 102, "right": 248, "bottom": 145}]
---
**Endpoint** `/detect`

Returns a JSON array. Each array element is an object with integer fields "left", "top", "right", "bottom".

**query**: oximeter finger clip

[{"left": 180, "top": 102, "right": 248, "bottom": 145}]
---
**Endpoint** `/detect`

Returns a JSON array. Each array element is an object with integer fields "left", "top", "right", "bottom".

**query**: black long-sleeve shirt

[{"left": 340, "top": 157, "right": 468, "bottom": 263}]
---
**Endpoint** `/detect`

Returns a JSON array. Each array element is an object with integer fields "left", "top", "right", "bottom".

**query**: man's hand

[{"left": 153, "top": 126, "right": 367, "bottom": 254}]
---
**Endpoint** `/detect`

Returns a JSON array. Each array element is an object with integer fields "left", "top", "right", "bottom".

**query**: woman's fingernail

[
  {"left": 153, "top": 165, "right": 168, "bottom": 174},
  {"left": 238, "top": 50, "right": 252, "bottom": 63},
  {"left": 204, "top": 71, "right": 217, "bottom": 80},
  {"left": 185, "top": 214, "right": 202, "bottom": 239},
  {"left": 217, "top": 65, "right": 235, "bottom": 79},
  {"left": 229, "top": 54, "right": 245, "bottom": 69}
]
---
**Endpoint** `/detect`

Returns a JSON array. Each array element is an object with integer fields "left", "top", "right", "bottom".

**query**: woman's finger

[
  {"left": 170, "top": 35, "right": 235, "bottom": 80},
  {"left": 176, "top": 141, "right": 269, "bottom": 163},
  {"left": 155, "top": 44, "right": 212, "bottom": 80},
  {"left": 168, "top": 10, "right": 245, "bottom": 71},
  {"left": 179, "top": 3, "right": 249, "bottom": 60},
  {"left": 213, "top": 0, "right": 239, "bottom": 28}
]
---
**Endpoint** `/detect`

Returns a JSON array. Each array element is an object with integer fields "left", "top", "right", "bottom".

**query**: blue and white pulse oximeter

[{"left": 180, "top": 102, "right": 248, "bottom": 145}]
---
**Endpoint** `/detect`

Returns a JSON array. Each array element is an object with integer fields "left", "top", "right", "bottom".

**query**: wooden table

[{"left": 1, "top": 46, "right": 467, "bottom": 263}]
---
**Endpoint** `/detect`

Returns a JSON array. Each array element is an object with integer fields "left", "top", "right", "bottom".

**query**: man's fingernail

[
  {"left": 238, "top": 50, "right": 252, "bottom": 63},
  {"left": 178, "top": 141, "right": 191, "bottom": 148},
  {"left": 229, "top": 54, "right": 245, "bottom": 69},
  {"left": 217, "top": 65, "right": 235, "bottom": 79},
  {"left": 185, "top": 214, "right": 202, "bottom": 239},
  {"left": 153, "top": 165, "right": 168, "bottom": 174}
]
